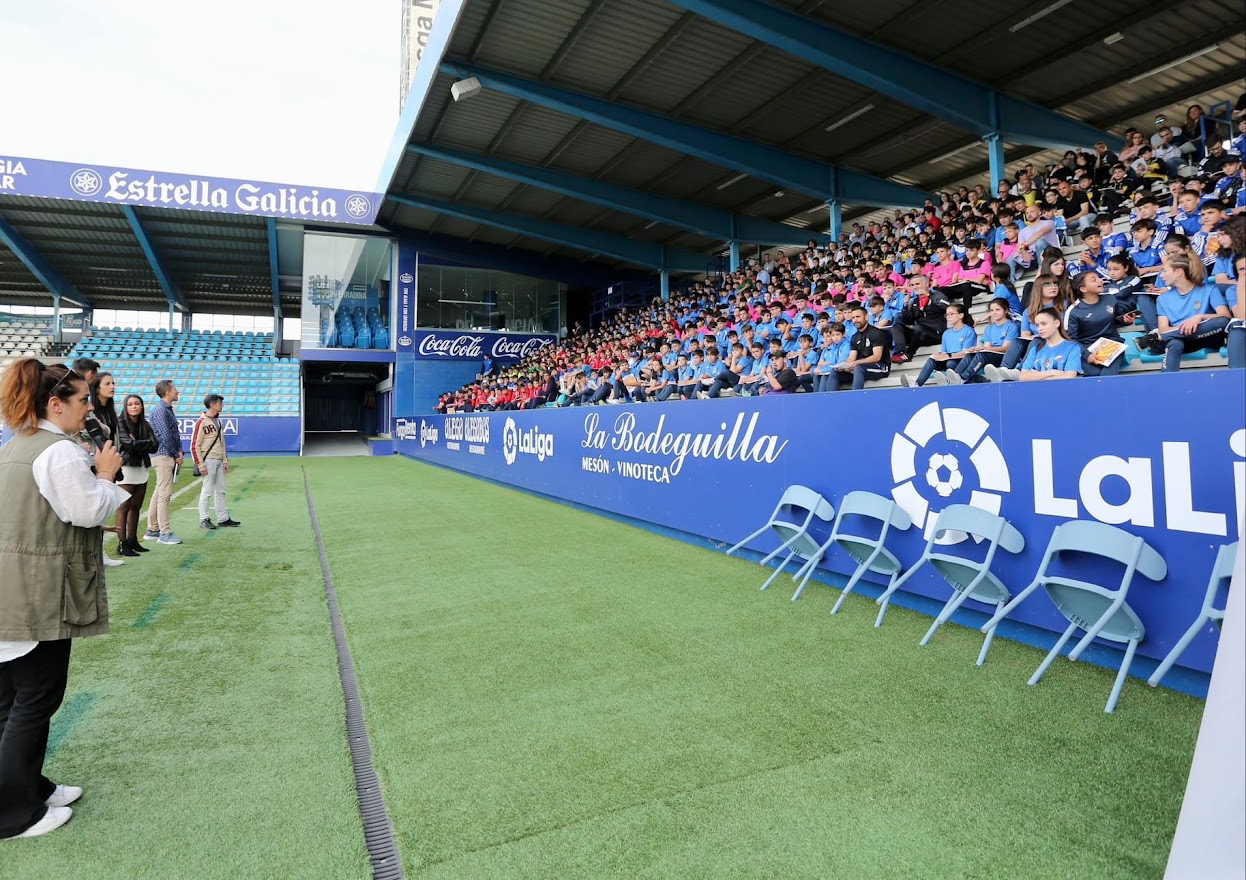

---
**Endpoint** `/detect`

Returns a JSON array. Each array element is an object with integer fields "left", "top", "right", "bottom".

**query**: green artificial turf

[
  {"left": 4, "top": 455, "right": 1207, "bottom": 879},
  {"left": 3, "top": 460, "right": 367, "bottom": 880},
  {"left": 305, "top": 457, "right": 1206, "bottom": 880}
]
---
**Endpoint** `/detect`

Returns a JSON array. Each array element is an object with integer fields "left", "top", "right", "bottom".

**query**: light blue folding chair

[
  {"left": 726, "top": 485, "right": 836, "bottom": 592},
  {"left": 1148, "top": 541, "right": 1238, "bottom": 687},
  {"left": 792, "top": 491, "right": 911, "bottom": 612},
  {"left": 874, "top": 504, "right": 1025, "bottom": 664},
  {"left": 980, "top": 520, "right": 1167, "bottom": 713}
]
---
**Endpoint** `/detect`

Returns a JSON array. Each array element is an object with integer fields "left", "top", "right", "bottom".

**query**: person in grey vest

[{"left": 0, "top": 359, "right": 127, "bottom": 840}]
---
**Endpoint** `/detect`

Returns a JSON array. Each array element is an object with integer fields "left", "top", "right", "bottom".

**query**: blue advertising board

[
  {"left": 411, "top": 330, "right": 556, "bottom": 363},
  {"left": 0, "top": 155, "right": 380, "bottom": 225},
  {"left": 396, "top": 371, "right": 1246, "bottom": 681},
  {"left": 2, "top": 416, "right": 300, "bottom": 455}
]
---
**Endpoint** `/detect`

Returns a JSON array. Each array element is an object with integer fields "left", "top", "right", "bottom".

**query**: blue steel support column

[
  {"left": 985, "top": 133, "right": 1006, "bottom": 192},
  {"left": 828, "top": 200, "right": 842, "bottom": 245},
  {"left": 267, "top": 218, "right": 281, "bottom": 355},
  {"left": 0, "top": 217, "right": 91, "bottom": 308},
  {"left": 729, "top": 241, "right": 741, "bottom": 273},
  {"left": 660, "top": 270, "right": 670, "bottom": 302}
]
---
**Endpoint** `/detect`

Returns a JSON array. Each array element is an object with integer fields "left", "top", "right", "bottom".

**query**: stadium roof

[
  {"left": 378, "top": 0, "right": 1244, "bottom": 263},
  {"left": 2, "top": 0, "right": 1242, "bottom": 314}
]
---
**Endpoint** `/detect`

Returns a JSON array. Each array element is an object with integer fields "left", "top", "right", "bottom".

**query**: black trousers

[{"left": 0, "top": 639, "right": 71, "bottom": 837}]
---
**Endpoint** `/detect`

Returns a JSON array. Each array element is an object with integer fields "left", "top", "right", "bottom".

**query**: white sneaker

[
  {"left": 985, "top": 365, "right": 1020, "bottom": 382},
  {"left": 929, "top": 371, "right": 948, "bottom": 386},
  {"left": 944, "top": 370, "right": 964, "bottom": 386},
  {"left": 3, "top": 806, "right": 73, "bottom": 840},
  {"left": 102, "top": 551, "right": 125, "bottom": 568},
  {"left": 46, "top": 785, "right": 82, "bottom": 808}
]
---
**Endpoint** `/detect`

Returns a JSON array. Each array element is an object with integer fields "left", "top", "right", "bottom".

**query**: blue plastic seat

[
  {"left": 1147, "top": 542, "right": 1237, "bottom": 687},
  {"left": 875, "top": 504, "right": 1026, "bottom": 664},
  {"left": 726, "top": 486, "right": 836, "bottom": 592},
  {"left": 981, "top": 521, "right": 1167, "bottom": 713},
  {"left": 792, "top": 491, "right": 912, "bottom": 612}
]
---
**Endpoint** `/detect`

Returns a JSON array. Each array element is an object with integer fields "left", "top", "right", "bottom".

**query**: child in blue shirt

[
  {"left": 954, "top": 298, "right": 1020, "bottom": 383},
  {"left": 985, "top": 308, "right": 1082, "bottom": 382},
  {"left": 906, "top": 303, "right": 977, "bottom": 387},
  {"left": 1148, "top": 253, "right": 1232, "bottom": 372},
  {"left": 814, "top": 325, "right": 852, "bottom": 393}
]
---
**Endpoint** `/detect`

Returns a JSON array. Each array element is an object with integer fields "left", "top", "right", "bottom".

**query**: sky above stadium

[{"left": 0, "top": 0, "right": 401, "bottom": 192}]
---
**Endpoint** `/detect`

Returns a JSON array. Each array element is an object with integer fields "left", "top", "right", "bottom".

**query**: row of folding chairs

[{"left": 726, "top": 486, "right": 1236, "bottom": 714}]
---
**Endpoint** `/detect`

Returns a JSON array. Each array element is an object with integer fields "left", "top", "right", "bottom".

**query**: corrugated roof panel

[
  {"left": 542, "top": 124, "right": 635, "bottom": 175},
  {"left": 491, "top": 104, "right": 584, "bottom": 162},
  {"left": 433, "top": 90, "right": 523, "bottom": 151},
  {"left": 502, "top": 187, "right": 569, "bottom": 217},
  {"left": 470, "top": 0, "right": 597, "bottom": 78},
  {"left": 550, "top": 1, "right": 685, "bottom": 93},
  {"left": 612, "top": 18, "right": 755, "bottom": 113},
  {"left": 589, "top": 141, "right": 685, "bottom": 187},
  {"left": 445, "top": 0, "right": 493, "bottom": 57},
  {"left": 435, "top": 216, "right": 483, "bottom": 240},
  {"left": 460, "top": 173, "right": 523, "bottom": 205},
  {"left": 795, "top": 0, "right": 919, "bottom": 34},
  {"left": 405, "top": 157, "right": 474, "bottom": 198},
  {"left": 680, "top": 53, "right": 815, "bottom": 132}
]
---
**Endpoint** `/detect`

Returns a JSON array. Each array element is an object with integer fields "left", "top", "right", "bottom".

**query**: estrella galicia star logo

[
  {"left": 344, "top": 194, "right": 372, "bottom": 219},
  {"left": 69, "top": 168, "right": 104, "bottom": 197}
]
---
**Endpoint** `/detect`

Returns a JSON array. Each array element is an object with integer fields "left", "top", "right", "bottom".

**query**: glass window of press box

[
  {"left": 301, "top": 233, "right": 393, "bottom": 350},
  {"left": 416, "top": 260, "right": 564, "bottom": 334}
]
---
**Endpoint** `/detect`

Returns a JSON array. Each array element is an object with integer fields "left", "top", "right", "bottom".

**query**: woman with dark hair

[
  {"left": 1022, "top": 250, "right": 1074, "bottom": 309},
  {"left": 986, "top": 308, "right": 1083, "bottom": 382},
  {"left": 0, "top": 358, "right": 126, "bottom": 840},
  {"left": 114, "top": 394, "right": 158, "bottom": 557},
  {"left": 88, "top": 373, "right": 125, "bottom": 568},
  {"left": 1004, "top": 272, "right": 1071, "bottom": 369}
]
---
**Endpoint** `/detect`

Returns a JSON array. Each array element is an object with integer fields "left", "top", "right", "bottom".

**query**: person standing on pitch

[
  {"left": 0, "top": 359, "right": 128, "bottom": 840},
  {"left": 192, "top": 395, "right": 239, "bottom": 530},
  {"left": 143, "top": 379, "right": 184, "bottom": 545}
]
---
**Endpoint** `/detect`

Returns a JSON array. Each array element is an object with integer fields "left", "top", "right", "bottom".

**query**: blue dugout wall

[{"left": 397, "top": 370, "right": 1246, "bottom": 692}]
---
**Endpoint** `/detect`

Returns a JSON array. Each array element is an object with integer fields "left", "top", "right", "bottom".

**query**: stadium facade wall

[{"left": 396, "top": 370, "right": 1246, "bottom": 691}]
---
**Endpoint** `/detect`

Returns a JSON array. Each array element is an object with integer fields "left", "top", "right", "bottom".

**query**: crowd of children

[{"left": 436, "top": 112, "right": 1246, "bottom": 413}]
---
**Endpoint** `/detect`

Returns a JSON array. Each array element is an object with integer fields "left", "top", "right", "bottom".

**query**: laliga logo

[
  {"left": 419, "top": 419, "right": 439, "bottom": 448},
  {"left": 344, "top": 194, "right": 372, "bottom": 219},
  {"left": 502, "top": 417, "right": 554, "bottom": 465},
  {"left": 399, "top": 273, "right": 414, "bottom": 284},
  {"left": 891, "top": 401, "right": 1009, "bottom": 543},
  {"left": 69, "top": 168, "right": 103, "bottom": 197}
]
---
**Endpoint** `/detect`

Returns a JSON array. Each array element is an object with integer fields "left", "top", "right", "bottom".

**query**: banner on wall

[
  {"left": 411, "top": 330, "right": 555, "bottom": 363},
  {"left": 396, "top": 244, "right": 416, "bottom": 352},
  {"left": 397, "top": 371, "right": 1246, "bottom": 677},
  {"left": 0, "top": 156, "right": 380, "bottom": 225},
  {"left": 1, "top": 416, "right": 300, "bottom": 454}
]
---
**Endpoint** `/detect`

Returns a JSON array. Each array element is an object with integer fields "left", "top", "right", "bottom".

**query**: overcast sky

[{"left": 0, "top": 0, "right": 401, "bottom": 191}]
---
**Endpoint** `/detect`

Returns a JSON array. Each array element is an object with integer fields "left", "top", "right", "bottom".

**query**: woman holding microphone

[{"left": 0, "top": 359, "right": 128, "bottom": 840}]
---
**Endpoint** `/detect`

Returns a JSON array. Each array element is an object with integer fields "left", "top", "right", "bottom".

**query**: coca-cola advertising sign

[{"left": 411, "top": 330, "right": 556, "bottom": 362}]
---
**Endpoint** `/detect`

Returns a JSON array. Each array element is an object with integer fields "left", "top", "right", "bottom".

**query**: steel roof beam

[
  {"left": 0, "top": 216, "right": 92, "bottom": 308},
  {"left": 121, "top": 206, "right": 189, "bottom": 313},
  {"left": 389, "top": 194, "right": 709, "bottom": 271},
  {"left": 664, "top": 0, "right": 1119, "bottom": 151},
  {"left": 405, "top": 142, "right": 826, "bottom": 246},
  {"left": 439, "top": 61, "right": 930, "bottom": 208}
]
